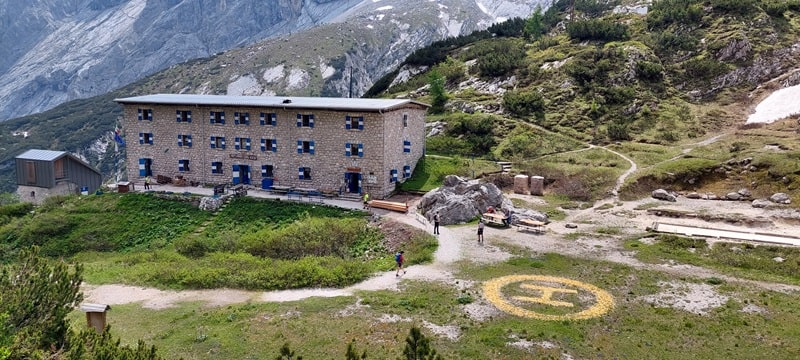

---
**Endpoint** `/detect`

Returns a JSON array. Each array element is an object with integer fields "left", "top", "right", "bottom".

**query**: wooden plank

[{"left": 369, "top": 200, "right": 409, "bottom": 213}]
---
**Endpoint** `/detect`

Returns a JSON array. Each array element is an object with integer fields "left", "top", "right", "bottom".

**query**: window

[
  {"left": 261, "top": 165, "right": 274, "bottom": 178},
  {"left": 177, "top": 134, "right": 192, "bottom": 147},
  {"left": 234, "top": 137, "right": 251, "bottom": 151},
  {"left": 345, "top": 116, "right": 364, "bottom": 130},
  {"left": 234, "top": 112, "right": 250, "bottom": 125},
  {"left": 178, "top": 159, "right": 190, "bottom": 172},
  {"left": 403, "top": 165, "right": 411, "bottom": 178},
  {"left": 390, "top": 169, "right": 398, "bottom": 183},
  {"left": 298, "top": 166, "right": 311, "bottom": 180},
  {"left": 403, "top": 140, "right": 411, "bottom": 153},
  {"left": 138, "top": 158, "right": 153, "bottom": 176},
  {"left": 261, "top": 138, "right": 277, "bottom": 152},
  {"left": 54, "top": 159, "right": 65, "bottom": 179},
  {"left": 211, "top": 161, "right": 223, "bottom": 174},
  {"left": 345, "top": 142, "right": 363, "bottom": 157},
  {"left": 210, "top": 111, "right": 225, "bottom": 125},
  {"left": 210, "top": 136, "right": 226, "bottom": 149},
  {"left": 176, "top": 110, "right": 192, "bottom": 122},
  {"left": 138, "top": 133, "right": 153, "bottom": 145},
  {"left": 260, "top": 112, "right": 277, "bottom": 126},
  {"left": 137, "top": 108, "right": 153, "bottom": 121},
  {"left": 403, "top": 113, "right": 408, "bottom": 127},
  {"left": 296, "top": 114, "right": 315, "bottom": 127},
  {"left": 297, "top": 140, "right": 315, "bottom": 154}
]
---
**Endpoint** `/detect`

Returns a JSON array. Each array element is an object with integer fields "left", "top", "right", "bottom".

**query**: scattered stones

[
  {"left": 199, "top": 196, "right": 225, "bottom": 211},
  {"left": 769, "top": 192, "right": 791, "bottom": 204},
  {"left": 652, "top": 189, "right": 677, "bottom": 202},
  {"left": 686, "top": 192, "right": 702, "bottom": 199},
  {"left": 565, "top": 223, "right": 578, "bottom": 229},
  {"left": 737, "top": 188, "right": 752, "bottom": 198}
]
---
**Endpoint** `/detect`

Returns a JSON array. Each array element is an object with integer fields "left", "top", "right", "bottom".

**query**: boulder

[
  {"left": 652, "top": 189, "right": 676, "bottom": 202},
  {"left": 419, "top": 175, "right": 547, "bottom": 225},
  {"left": 737, "top": 188, "right": 752, "bottom": 198},
  {"left": 686, "top": 192, "right": 702, "bottom": 199},
  {"left": 769, "top": 193, "right": 791, "bottom": 204},
  {"left": 726, "top": 192, "right": 742, "bottom": 201},
  {"left": 751, "top": 199, "right": 771, "bottom": 208},
  {"left": 199, "top": 196, "right": 225, "bottom": 211}
]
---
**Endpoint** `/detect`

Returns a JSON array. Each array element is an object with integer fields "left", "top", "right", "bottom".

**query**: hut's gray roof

[
  {"left": 16, "top": 149, "right": 67, "bottom": 161},
  {"left": 115, "top": 94, "right": 429, "bottom": 112}
]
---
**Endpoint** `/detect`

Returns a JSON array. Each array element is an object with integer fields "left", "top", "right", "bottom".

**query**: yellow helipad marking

[{"left": 483, "top": 275, "right": 614, "bottom": 321}]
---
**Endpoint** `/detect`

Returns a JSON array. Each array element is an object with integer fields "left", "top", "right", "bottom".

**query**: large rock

[
  {"left": 752, "top": 199, "right": 771, "bottom": 208},
  {"left": 652, "top": 189, "right": 676, "bottom": 202},
  {"left": 726, "top": 192, "right": 742, "bottom": 201},
  {"left": 737, "top": 188, "right": 752, "bottom": 198},
  {"left": 199, "top": 196, "right": 225, "bottom": 211},
  {"left": 769, "top": 193, "right": 791, "bottom": 204},
  {"left": 419, "top": 175, "right": 546, "bottom": 225}
]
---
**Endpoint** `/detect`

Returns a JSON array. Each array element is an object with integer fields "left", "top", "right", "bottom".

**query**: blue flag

[{"left": 114, "top": 129, "right": 125, "bottom": 146}]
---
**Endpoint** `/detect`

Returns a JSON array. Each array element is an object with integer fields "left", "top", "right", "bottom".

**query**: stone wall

[
  {"left": 123, "top": 102, "right": 426, "bottom": 199},
  {"left": 17, "top": 182, "right": 78, "bottom": 204}
]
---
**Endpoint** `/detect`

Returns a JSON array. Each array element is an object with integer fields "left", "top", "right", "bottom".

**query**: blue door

[
  {"left": 261, "top": 178, "right": 274, "bottom": 189},
  {"left": 240, "top": 165, "right": 251, "bottom": 185}
]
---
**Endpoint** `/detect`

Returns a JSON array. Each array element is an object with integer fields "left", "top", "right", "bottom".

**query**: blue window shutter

[
  {"left": 272, "top": 139, "right": 277, "bottom": 152},
  {"left": 210, "top": 111, "right": 215, "bottom": 124},
  {"left": 345, "top": 116, "right": 351, "bottom": 130},
  {"left": 260, "top": 112, "right": 266, "bottom": 125},
  {"left": 187, "top": 111, "right": 192, "bottom": 122},
  {"left": 245, "top": 138, "right": 251, "bottom": 151},
  {"left": 358, "top": 143, "right": 364, "bottom": 157},
  {"left": 148, "top": 133, "right": 153, "bottom": 145},
  {"left": 244, "top": 113, "right": 250, "bottom": 125},
  {"left": 219, "top": 112, "right": 225, "bottom": 124},
  {"left": 298, "top": 167, "right": 304, "bottom": 180},
  {"left": 138, "top": 109, "right": 143, "bottom": 121},
  {"left": 357, "top": 173, "right": 362, "bottom": 193},
  {"left": 345, "top": 143, "right": 351, "bottom": 157},
  {"left": 358, "top": 117, "right": 364, "bottom": 130},
  {"left": 178, "top": 160, "right": 184, "bottom": 172},
  {"left": 297, "top": 140, "right": 302, "bottom": 154},
  {"left": 262, "top": 165, "right": 267, "bottom": 177},
  {"left": 139, "top": 133, "right": 144, "bottom": 144},
  {"left": 235, "top": 137, "right": 241, "bottom": 150},
  {"left": 296, "top": 114, "right": 302, "bottom": 127},
  {"left": 271, "top": 113, "right": 277, "bottom": 126},
  {"left": 309, "top": 141, "right": 315, "bottom": 155},
  {"left": 147, "top": 110, "right": 152, "bottom": 121},
  {"left": 309, "top": 114, "right": 315, "bottom": 128},
  {"left": 221, "top": 137, "right": 226, "bottom": 149},
  {"left": 210, "top": 136, "right": 215, "bottom": 149},
  {"left": 176, "top": 110, "right": 181, "bottom": 122},
  {"left": 261, "top": 139, "right": 266, "bottom": 152},
  {"left": 178, "top": 134, "right": 182, "bottom": 146},
  {"left": 187, "top": 135, "right": 192, "bottom": 147},
  {"left": 404, "top": 165, "right": 411, "bottom": 178},
  {"left": 138, "top": 158, "right": 146, "bottom": 176},
  {"left": 234, "top": 112, "right": 240, "bottom": 125}
]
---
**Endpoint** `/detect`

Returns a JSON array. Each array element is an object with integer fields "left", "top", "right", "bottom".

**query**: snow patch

[
  {"left": 262, "top": 65, "right": 285, "bottom": 83},
  {"left": 227, "top": 74, "right": 263, "bottom": 96},
  {"left": 747, "top": 84, "right": 800, "bottom": 124},
  {"left": 375, "top": 5, "right": 393, "bottom": 11},
  {"left": 376, "top": 14, "right": 385, "bottom": 21},
  {"left": 320, "top": 60, "right": 336, "bottom": 80},
  {"left": 366, "top": 24, "right": 374, "bottom": 29},
  {"left": 476, "top": 1, "right": 489, "bottom": 15}
]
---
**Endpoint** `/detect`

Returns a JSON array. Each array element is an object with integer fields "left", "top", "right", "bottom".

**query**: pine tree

[
  {"left": 428, "top": 70, "right": 448, "bottom": 114},
  {"left": 402, "top": 326, "right": 443, "bottom": 360}
]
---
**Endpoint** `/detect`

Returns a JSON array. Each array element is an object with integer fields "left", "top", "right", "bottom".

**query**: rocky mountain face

[
  {"left": 0, "top": 0, "right": 540, "bottom": 121},
  {"left": 0, "top": 0, "right": 364, "bottom": 121}
]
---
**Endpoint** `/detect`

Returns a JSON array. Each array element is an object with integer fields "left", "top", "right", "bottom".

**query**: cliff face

[{"left": 0, "top": 0, "right": 364, "bottom": 121}]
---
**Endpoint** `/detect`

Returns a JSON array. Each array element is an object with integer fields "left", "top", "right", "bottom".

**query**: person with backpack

[
  {"left": 433, "top": 212, "right": 440, "bottom": 235},
  {"left": 477, "top": 220, "right": 485, "bottom": 245},
  {"left": 395, "top": 251, "right": 406, "bottom": 277}
]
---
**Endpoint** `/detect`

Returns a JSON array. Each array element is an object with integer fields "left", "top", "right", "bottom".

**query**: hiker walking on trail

[
  {"left": 433, "top": 212, "right": 440, "bottom": 235},
  {"left": 395, "top": 251, "right": 406, "bottom": 277},
  {"left": 477, "top": 220, "right": 485, "bottom": 244},
  {"left": 363, "top": 192, "right": 370, "bottom": 209}
]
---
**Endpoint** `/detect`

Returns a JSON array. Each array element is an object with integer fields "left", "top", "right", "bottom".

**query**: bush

[
  {"left": 710, "top": 0, "right": 757, "bottom": 14},
  {"left": 652, "top": 31, "right": 699, "bottom": 55},
  {"left": 646, "top": 0, "right": 703, "bottom": 29},
  {"left": 681, "top": 57, "right": 729, "bottom": 83},
  {"left": 503, "top": 89, "right": 545, "bottom": 118},
  {"left": 566, "top": 19, "right": 630, "bottom": 42},
  {"left": 636, "top": 61, "right": 664, "bottom": 82},
  {"left": 607, "top": 122, "right": 631, "bottom": 141},
  {"left": 465, "top": 39, "right": 526, "bottom": 78}
]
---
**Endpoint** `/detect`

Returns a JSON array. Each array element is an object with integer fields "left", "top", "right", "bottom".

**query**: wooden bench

[
  {"left": 213, "top": 184, "right": 226, "bottom": 195},
  {"left": 481, "top": 212, "right": 508, "bottom": 227},
  {"left": 231, "top": 184, "right": 247, "bottom": 197},
  {"left": 515, "top": 219, "right": 546, "bottom": 234}
]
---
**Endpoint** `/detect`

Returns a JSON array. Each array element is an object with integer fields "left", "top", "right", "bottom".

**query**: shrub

[
  {"left": 681, "top": 57, "right": 729, "bottom": 83},
  {"left": 710, "top": 0, "right": 757, "bottom": 14},
  {"left": 435, "top": 56, "right": 467, "bottom": 85},
  {"left": 503, "top": 89, "right": 545, "bottom": 118},
  {"left": 636, "top": 61, "right": 664, "bottom": 82},
  {"left": 607, "top": 122, "right": 631, "bottom": 141},
  {"left": 566, "top": 19, "right": 630, "bottom": 42},
  {"left": 465, "top": 39, "right": 526, "bottom": 77},
  {"left": 646, "top": 0, "right": 703, "bottom": 29},
  {"left": 428, "top": 70, "right": 448, "bottom": 114}
]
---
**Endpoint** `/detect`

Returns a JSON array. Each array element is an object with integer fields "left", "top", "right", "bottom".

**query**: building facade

[
  {"left": 15, "top": 149, "right": 103, "bottom": 204},
  {"left": 115, "top": 94, "right": 428, "bottom": 199}
]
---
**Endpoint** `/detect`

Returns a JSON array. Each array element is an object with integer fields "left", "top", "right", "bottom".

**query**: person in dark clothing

[
  {"left": 395, "top": 251, "right": 406, "bottom": 277},
  {"left": 433, "top": 213, "right": 440, "bottom": 235}
]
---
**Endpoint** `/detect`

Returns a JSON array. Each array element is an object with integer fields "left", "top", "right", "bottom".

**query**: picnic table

[
  {"left": 270, "top": 185, "right": 292, "bottom": 194},
  {"left": 515, "top": 219, "right": 546, "bottom": 234},
  {"left": 481, "top": 212, "right": 508, "bottom": 227},
  {"left": 231, "top": 184, "right": 247, "bottom": 197}
]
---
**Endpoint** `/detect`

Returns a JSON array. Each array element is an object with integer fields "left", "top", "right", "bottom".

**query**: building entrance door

[
  {"left": 233, "top": 165, "right": 251, "bottom": 185},
  {"left": 345, "top": 172, "right": 361, "bottom": 193}
]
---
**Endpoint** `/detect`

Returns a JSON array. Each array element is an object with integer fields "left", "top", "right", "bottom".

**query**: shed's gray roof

[
  {"left": 114, "top": 94, "right": 429, "bottom": 112},
  {"left": 16, "top": 149, "right": 67, "bottom": 161}
]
